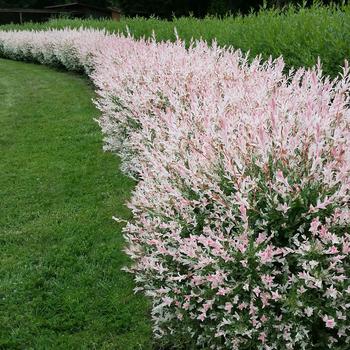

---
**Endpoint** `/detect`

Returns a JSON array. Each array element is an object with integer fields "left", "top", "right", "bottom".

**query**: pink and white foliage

[
  {"left": 1, "top": 28, "right": 350, "bottom": 349},
  {"left": 0, "top": 28, "right": 108, "bottom": 72}
]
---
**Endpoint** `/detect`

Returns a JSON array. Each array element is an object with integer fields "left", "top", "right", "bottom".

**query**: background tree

[
  {"left": 0, "top": 0, "right": 346, "bottom": 15},
  {"left": 118, "top": 0, "right": 346, "bottom": 17}
]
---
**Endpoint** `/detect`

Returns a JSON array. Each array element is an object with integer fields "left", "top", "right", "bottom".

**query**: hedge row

[
  {"left": 1, "top": 4, "right": 350, "bottom": 77},
  {"left": 1, "top": 29, "right": 350, "bottom": 349}
]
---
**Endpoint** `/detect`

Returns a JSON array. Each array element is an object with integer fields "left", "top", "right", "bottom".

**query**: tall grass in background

[{"left": 1, "top": 3, "right": 350, "bottom": 77}]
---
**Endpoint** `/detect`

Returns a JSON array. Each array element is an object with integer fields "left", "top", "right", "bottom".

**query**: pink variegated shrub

[
  {"left": 0, "top": 29, "right": 349, "bottom": 349},
  {"left": 118, "top": 57, "right": 350, "bottom": 349},
  {"left": 0, "top": 28, "right": 107, "bottom": 72}
]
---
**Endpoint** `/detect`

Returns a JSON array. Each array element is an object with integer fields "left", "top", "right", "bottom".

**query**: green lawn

[{"left": 0, "top": 59, "right": 152, "bottom": 349}]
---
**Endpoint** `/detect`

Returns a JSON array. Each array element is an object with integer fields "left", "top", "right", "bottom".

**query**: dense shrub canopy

[{"left": 1, "top": 28, "right": 349, "bottom": 349}]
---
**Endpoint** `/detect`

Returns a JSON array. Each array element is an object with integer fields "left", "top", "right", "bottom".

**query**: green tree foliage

[
  {"left": 116, "top": 0, "right": 211, "bottom": 17},
  {"left": 117, "top": 0, "right": 347, "bottom": 17},
  {"left": 0, "top": 0, "right": 347, "bottom": 16}
]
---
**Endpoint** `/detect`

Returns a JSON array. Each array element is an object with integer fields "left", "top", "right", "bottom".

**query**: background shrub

[{"left": 1, "top": 4, "right": 350, "bottom": 77}]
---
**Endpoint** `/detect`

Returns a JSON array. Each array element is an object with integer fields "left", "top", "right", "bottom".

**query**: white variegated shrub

[{"left": 0, "top": 28, "right": 349, "bottom": 349}]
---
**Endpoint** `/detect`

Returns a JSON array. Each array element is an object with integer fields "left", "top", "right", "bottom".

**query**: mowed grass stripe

[{"left": 0, "top": 59, "right": 152, "bottom": 350}]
